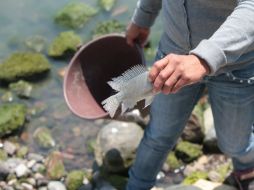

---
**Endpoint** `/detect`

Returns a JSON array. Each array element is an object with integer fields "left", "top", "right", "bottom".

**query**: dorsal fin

[{"left": 108, "top": 64, "right": 147, "bottom": 91}]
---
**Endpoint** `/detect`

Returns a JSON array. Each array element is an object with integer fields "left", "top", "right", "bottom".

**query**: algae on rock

[
  {"left": 99, "top": 0, "right": 117, "bottom": 11},
  {"left": 33, "top": 127, "right": 55, "bottom": 149},
  {"left": 93, "top": 20, "right": 124, "bottom": 38},
  {"left": 48, "top": 31, "right": 82, "bottom": 57},
  {"left": 65, "top": 170, "right": 87, "bottom": 190},
  {"left": 0, "top": 52, "right": 51, "bottom": 82},
  {"left": 0, "top": 104, "right": 26, "bottom": 137},
  {"left": 9, "top": 80, "right": 33, "bottom": 98},
  {"left": 55, "top": 3, "right": 98, "bottom": 29}
]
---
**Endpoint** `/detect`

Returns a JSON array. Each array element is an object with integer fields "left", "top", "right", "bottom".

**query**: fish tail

[{"left": 101, "top": 94, "right": 120, "bottom": 118}]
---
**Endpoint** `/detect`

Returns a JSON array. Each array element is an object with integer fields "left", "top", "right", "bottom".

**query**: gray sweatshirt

[{"left": 132, "top": 0, "right": 254, "bottom": 75}]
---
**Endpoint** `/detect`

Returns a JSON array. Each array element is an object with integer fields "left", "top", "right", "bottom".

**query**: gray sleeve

[
  {"left": 190, "top": 0, "right": 254, "bottom": 75},
  {"left": 131, "top": 0, "right": 162, "bottom": 28}
]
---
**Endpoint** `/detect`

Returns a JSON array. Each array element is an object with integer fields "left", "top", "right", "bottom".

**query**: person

[{"left": 125, "top": 0, "right": 254, "bottom": 190}]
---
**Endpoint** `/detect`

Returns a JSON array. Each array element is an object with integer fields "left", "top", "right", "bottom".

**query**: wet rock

[
  {"left": 55, "top": 3, "right": 98, "bottom": 29},
  {"left": 1, "top": 91, "right": 14, "bottom": 102},
  {"left": 27, "top": 153, "right": 44, "bottom": 163},
  {"left": 15, "top": 163, "right": 30, "bottom": 178},
  {"left": 0, "top": 149, "right": 8, "bottom": 161},
  {"left": 193, "top": 179, "right": 237, "bottom": 190},
  {"left": 33, "top": 127, "right": 55, "bottom": 149},
  {"left": 0, "top": 104, "right": 26, "bottom": 137},
  {"left": 94, "top": 121, "right": 144, "bottom": 173},
  {"left": 175, "top": 141, "right": 203, "bottom": 163},
  {"left": 32, "top": 163, "right": 46, "bottom": 174},
  {"left": 203, "top": 106, "right": 220, "bottom": 153},
  {"left": 24, "top": 35, "right": 47, "bottom": 53},
  {"left": 48, "top": 181, "right": 66, "bottom": 190},
  {"left": 21, "top": 183, "right": 33, "bottom": 190},
  {"left": 27, "top": 160, "right": 36, "bottom": 169},
  {"left": 26, "top": 177, "right": 36, "bottom": 186},
  {"left": 0, "top": 52, "right": 51, "bottom": 82},
  {"left": 65, "top": 170, "right": 86, "bottom": 190},
  {"left": 93, "top": 20, "right": 124, "bottom": 39},
  {"left": 99, "top": 0, "right": 117, "bottom": 11},
  {"left": 45, "top": 151, "right": 65, "bottom": 180},
  {"left": 48, "top": 31, "right": 82, "bottom": 57},
  {"left": 36, "top": 177, "right": 49, "bottom": 187},
  {"left": 0, "top": 162, "right": 10, "bottom": 180},
  {"left": 3, "top": 141, "right": 17, "bottom": 156},
  {"left": 9, "top": 80, "right": 33, "bottom": 98}
]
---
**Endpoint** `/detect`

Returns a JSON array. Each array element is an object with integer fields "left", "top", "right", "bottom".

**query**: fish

[{"left": 101, "top": 64, "right": 157, "bottom": 118}]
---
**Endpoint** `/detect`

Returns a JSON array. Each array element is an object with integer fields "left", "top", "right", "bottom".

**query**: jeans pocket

[{"left": 228, "top": 64, "right": 254, "bottom": 84}]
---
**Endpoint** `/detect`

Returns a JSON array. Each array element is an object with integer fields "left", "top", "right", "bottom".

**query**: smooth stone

[
  {"left": 15, "top": 164, "right": 30, "bottom": 178},
  {"left": 27, "top": 153, "right": 44, "bottom": 162},
  {"left": 21, "top": 183, "right": 33, "bottom": 190},
  {"left": 3, "top": 141, "right": 17, "bottom": 155},
  {"left": 47, "top": 181, "right": 66, "bottom": 190}
]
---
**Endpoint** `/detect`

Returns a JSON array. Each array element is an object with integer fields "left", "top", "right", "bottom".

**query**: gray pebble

[{"left": 48, "top": 181, "right": 66, "bottom": 190}]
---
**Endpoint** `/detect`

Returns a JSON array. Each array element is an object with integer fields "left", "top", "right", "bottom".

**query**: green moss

[
  {"left": 9, "top": 80, "right": 33, "bottom": 98},
  {"left": 48, "top": 31, "right": 82, "bottom": 57},
  {"left": 16, "top": 146, "right": 29, "bottom": 158},
  {"left": 99, "top": 0, "right": 117, "bottom": 11},
  {"left": 33, "top": 127, "right": 55, "bottom": 149},
  {"left": 0, "top": 104, "right": 26, "bottom": 137},
  {"left": 55, "top": 3, "right": 98, "bottom": 29},
  {"left": 214, "top": 163, "right": 233, "bottom": 182},
  {"left": 182, "top": 171, "right": 208, "bottom": 185},
  {"left": 175, "top": 141, "right": 203, "bottom": 163},
  {"left": 65, "top": 170, "right": 86, "bottom": 190},
  {"left": 0, "top": 52, "right": 51, "bottom": 82},
  {"left": 93, "top": 20, "right": 124, "bottom": 38},
  {"left": 166, "top": 151, "right": 183, "bottom": 170},
  {"left": 0, "top": 149, "right": 8, "bottom": 161}
]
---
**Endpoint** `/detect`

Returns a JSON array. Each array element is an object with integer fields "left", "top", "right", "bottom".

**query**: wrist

[{"left": 190, "top": 54, "right": 211, "bottom": 76}]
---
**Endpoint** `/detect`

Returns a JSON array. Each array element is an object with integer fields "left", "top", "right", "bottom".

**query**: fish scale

[{"left": 101, "top": 64, "right": 157, "bottom": 117}]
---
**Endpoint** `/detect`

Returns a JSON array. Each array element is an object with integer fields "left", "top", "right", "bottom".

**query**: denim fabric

[
  {"left": 132, "top": 0, "right": 254, "bottom": 75},
  {"left": 126, "top": 50, "right": 254, "bottom": 190}
]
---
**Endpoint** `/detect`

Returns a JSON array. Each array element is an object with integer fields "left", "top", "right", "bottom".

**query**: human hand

[
  {"left": 149, "top": 54, "right": 210, "bottom": 94},
  {"left": 125, "top": 22, "right": 150, "bottom": 47}
]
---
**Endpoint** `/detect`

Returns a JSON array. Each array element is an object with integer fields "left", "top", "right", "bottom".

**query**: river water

[{"left": 0, "top": 0, "right": 162, "bottom": 170}]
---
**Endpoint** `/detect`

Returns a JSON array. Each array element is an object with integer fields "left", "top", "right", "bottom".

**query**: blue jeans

[{"left": 126, "top": 50, "right": 254, "bottom": 190}]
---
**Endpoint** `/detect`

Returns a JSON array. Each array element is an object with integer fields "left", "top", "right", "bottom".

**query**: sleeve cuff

[
  {"left": 190, "top": 40, "right": 227, "bottom": 75},
  {"left": 131, "top": 7, "right": 158, "bottom": 28}
]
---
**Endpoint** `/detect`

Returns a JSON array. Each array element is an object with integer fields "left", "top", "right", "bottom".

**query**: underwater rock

[
  {"left": 33, "top": 127, "right": 55, "bottom": 149},
  {"left": 48, "top": 181, "right": 66, "bottom": 190},
  {"left": 94, "top": 121, "right": 143, "bottom": 173},
  {"left": 0, "top": 52, "right": 51, "bottom": 82},
  {"left": 24, "top": 35, "right": 47, "bottom": 53},
  {"left": 9, "top": 80, "right": 33, "bottom": 99},
  {"left": 0, "top": 149, "right": 8, "bottom": 161},
  {"left": 55, "top": 3, "right": 98, "bottom": 29},
  {"left": 175, "top": 141, "right": 203, "bottom": 163},
  {"left": 1, "top": 91, "right": 14, "bottom": 102},
  {"left": 65, "top": 170, "right": 86, "bottom": 190},
  {"left": 16, "top": 146, "right": 29, "bottom": 158},
  {"left": 93, "top": 20, "right": 124, "bottom": 39},
  {"left": 99, "top": 0, "right": 117, "bottom": 11},
  {"left": 48, "top": 31, "right": 82, "bottom": 57},
  {"left": 0, "top": 104, "right": 26, "bottom": 137},
  {"left": 45, "top": 151, "right": 65, "bottom": 180}
]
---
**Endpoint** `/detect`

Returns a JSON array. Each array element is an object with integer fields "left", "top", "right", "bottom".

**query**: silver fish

[{"left": 101, "top": 64, "right": 156, "bottom": 117}]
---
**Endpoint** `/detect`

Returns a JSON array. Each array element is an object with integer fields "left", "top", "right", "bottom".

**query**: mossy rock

[
  {"left": 182, "top": 171, "right": 208, "bottom": 185},
  {"left": 99, "top": 0, "right": 117, "bottom": 11},
  {"left": 175, "top": 141, "right": 203, "bottom": 163},
  {"left": 33, "top": 127, "right": 55, "bottom": 149},
  {"left": 0, "top": 104, "right": 26, "bottom": 137},
  {"left": 0, "top": 52, "right": 51, "bottom": 82},
  {"left": 93, "top": 20, "right": 124, "bottom": 38},
  {"left": 166, "top": 151, "right": 183, "bottom": 171},
  {"left": 65, "top": 170, "right": 86, "bottom": 190},
  {"left": 16, "top": 146, "right": 29, "bottom": 158},
  {"left": 48, "top": 31, "right": 82, "bottom": 57},
  {"left": 9, "top": 80, "right": 33, "bottom": 98},
  {"left": 55, "top": 3, "right": 98, "bottom": 29}
]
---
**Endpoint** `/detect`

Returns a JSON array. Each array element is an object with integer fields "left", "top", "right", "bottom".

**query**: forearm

[
  {"left": 131, "top": 0, "right": 162, "bottom": 28},
  {"left": 190, "top": 0, "right": 254, "bottom": 75}
]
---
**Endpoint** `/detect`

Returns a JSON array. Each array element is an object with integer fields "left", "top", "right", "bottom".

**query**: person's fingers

[
  {"left": 149, "top": 56, "right": 169, "bottom": 82},
  {"left": 161, "top": 71, "right": 181, "bottom": 94},
  {"left": 171, "top": 78, "right": 188, "bottom": 93},
  {"left": 153, "top": 63, "right": 175, "bottom": 92}
]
